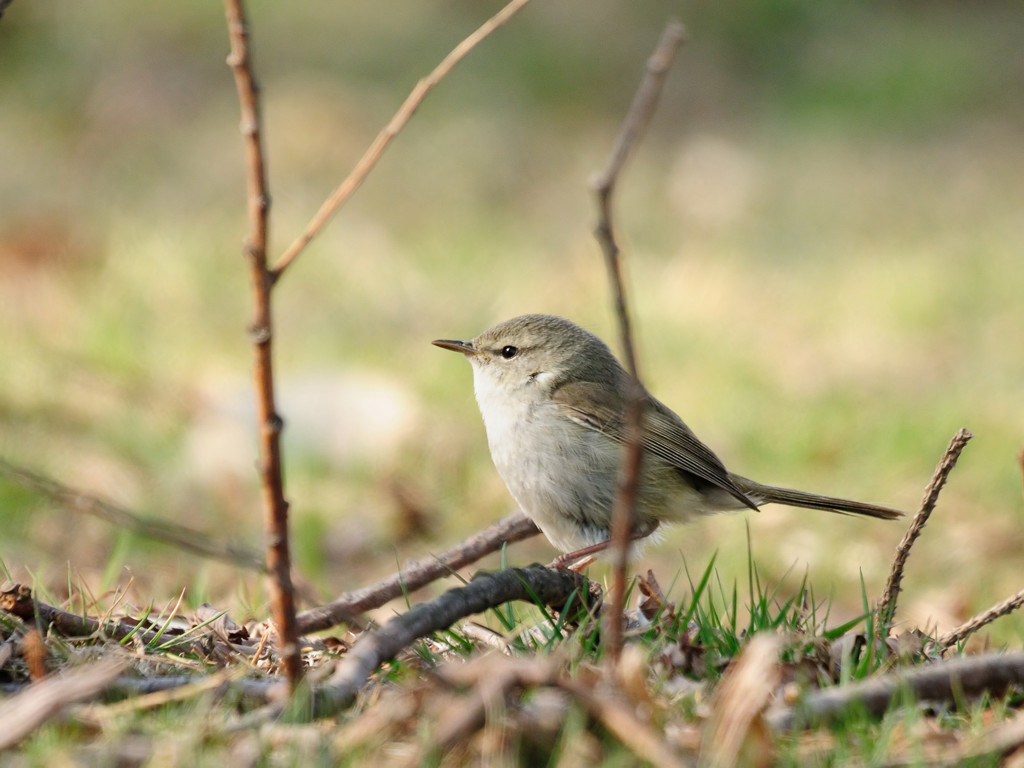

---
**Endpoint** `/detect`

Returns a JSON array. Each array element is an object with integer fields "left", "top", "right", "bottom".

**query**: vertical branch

[
  {"left": 223, "top": 0, "right": 301, "bottom": 692},
  {"left": 876, "top": 428, "right": 972, "bottom": 630},
  {"left": 591, "top": 20, "right": 686, "bottom": 663}
]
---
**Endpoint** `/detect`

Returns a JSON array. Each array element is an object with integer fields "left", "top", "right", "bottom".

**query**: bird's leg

[
  {"left": 549, "top": 544, "right": 605, "bottom": 571},
  {"left": 548, "top": 521, "right": 660, "bottom": 571}
]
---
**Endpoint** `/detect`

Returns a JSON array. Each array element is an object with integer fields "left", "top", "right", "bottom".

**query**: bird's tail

[{"left": 729, "top": 475, "right": 904, "bottom": 520}]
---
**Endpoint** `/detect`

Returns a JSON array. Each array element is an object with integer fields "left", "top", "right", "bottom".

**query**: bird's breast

[{"left": 479, "top": 392, "right": 614, "bottom": 520}]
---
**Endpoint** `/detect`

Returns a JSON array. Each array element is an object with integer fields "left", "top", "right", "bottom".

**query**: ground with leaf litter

[{"left": 2, "top": 432, "right": 1024, "bottom": 765}]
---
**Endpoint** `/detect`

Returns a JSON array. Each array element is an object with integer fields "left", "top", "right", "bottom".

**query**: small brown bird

[{"left": 435, "top": 314, "right": 902, "bottom": 560}]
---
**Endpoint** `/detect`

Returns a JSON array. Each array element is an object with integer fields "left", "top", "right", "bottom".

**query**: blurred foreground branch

[
  {"left": 591, "top": 19, "right": 686, "bottom": 664},
  {"left": 768, "top": 650, "right": 1024, "bottom": 730},
  {"left": 0, "top": 661, "right": 126, "bottom": 750}
]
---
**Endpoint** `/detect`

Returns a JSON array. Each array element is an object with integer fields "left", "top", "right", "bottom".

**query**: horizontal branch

[
  {"left": 296, "top": 511, "right": 539, "bottom": 634},
  {"left": 239, "top": 565, "right": 591, "bottom": 723},
  {"left": 316, "top": 565, "right": 591, "bottom": 715},
  {"left": 768, "top": 650, "right": 1024, "bottom": 730},
  {"left": 0, "top": 660, "right": 126, "bottom": 750},
  {"left": 0, "top": 583, "right": 322, "bottom": 661}
]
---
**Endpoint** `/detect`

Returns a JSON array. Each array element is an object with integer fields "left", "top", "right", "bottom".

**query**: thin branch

[
  {"left": 559, "top": 677, "right": 692, "bottom": 768},
  {"left": 428, "top": 653, "right": 688, "bottom": 766},
  {"left": 767, "top": 650, "right": 1024, "bottom": 730},
  {"left": 0, "top": 660, "right": 127, "bottom": 750},
  {"left": 321, "top": 565, "right": 590, "bottom": 711},
  {"left": 247, "top": 565, "right": 592, "bottom": 723},
  {"left": 935, "top": 587, "right": 1024, "bottom": 650},
  {"left": 0, "top": 459, "right": 264, "bottom": 572},
  {"left": 86, "top": 667, "right": 246, "bottom": 719},
  {"left": 430, "top": 654, "right": 561, "bottom": 754},
  {"left": 877, "top": 428, "right": 972, "bottom": 628},
  {"left": 223, "top": 0, "right": 301, "bottom": 692},
  {"left": 296, "top": 511, "right": 539, "bottom": 634},
  {"left": 897, "top": 709, "right": 1024, "bottom": 767},
  {"left": 590, "top": 19, "right": 686, "bottom": 663},
  {"left": 0, "top": 583, "right": 323, "bottom": 660},
  {"left": 272, "top": 0, "right": 534, "bottom": 280},
  {"left": 0, "top": 674, "right": 284, "bottom": 709}
]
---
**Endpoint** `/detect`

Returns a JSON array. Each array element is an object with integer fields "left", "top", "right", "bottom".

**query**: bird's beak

[{"left": 432, "top": 338, "right": 477, "bottom": 356}]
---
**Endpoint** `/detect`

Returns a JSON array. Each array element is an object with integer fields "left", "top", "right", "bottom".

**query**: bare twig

[
  {"left": 296, "top": 511, "right": 539, "bottom": 634},
  {"left": 559, "top": 677, "right": 691, "bottom": 768},
  {"left": 431, "top": 652, "right": 689, "bottom": 767},
  {"left": 250, "top": 565, "right": 591, "bottom": 722},
  {"left": 272, "top": 0, "right": 533, "bottom": 279},
  {"left": 431, "top": 654, "right": 561, "bottom": 754},
  {"left": 223, "top": 0, "right": 301, "bottom": 692},
  {"left": 590, "top": 19, "right": 686, "bottom": 663},
  {"left": 0, "top": 584, "right": 320, "bottom": 659},
  {"left": 0, "top": 660, "right": 126, "bottom": 750},
  {"left": 767, "top": 649, "right": 1024, "bottom": 730},
  {"left": 0, "top": 459, "right": 264, "bottom": 572},
  {"left": 897, "top": 709, "right": 1024, "bottom": 767},
  {"left": 877, "top": 428, "right": 972, "bottom": 628},
  {"left": 87, "top": 667, "right": 246, "bottom": 719},
  {"left": 0, "top": 674, "right": 284, "bottom": 708},
  {"left": 935, "top": 587, "right": 1024, "bottom": 650}
]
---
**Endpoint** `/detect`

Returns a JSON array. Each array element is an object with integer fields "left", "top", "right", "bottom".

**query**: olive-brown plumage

[{"left": 434, "top": 314, "right": 902, "bottom": 554}]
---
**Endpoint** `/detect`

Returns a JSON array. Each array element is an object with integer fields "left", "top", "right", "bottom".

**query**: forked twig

[
  {"left": 935, "top": 587, "right": 1024, "bottom": 650},
  {"left": 877, "top": 428, "right": 972, "bottom": 628},
  {"left": 296, "top": 511, "right": 539, "bottom": 634},
  {"left": 223, "top": 0, "right": 301, "bottom": 691},
  {"left": 272, "top": 0, "right": 534, "bottom": 280},
  {"left": 591, "top": 19, "right": 686, "bottom": 662}
]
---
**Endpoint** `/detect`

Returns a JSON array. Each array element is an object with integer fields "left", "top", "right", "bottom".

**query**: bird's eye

[{"left": 500, "top": 345, "right": 518, "bottom": 359}]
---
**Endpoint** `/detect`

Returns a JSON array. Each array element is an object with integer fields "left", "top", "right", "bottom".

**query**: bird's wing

[{"left": 551, "top": 381, "right": 758, "bottom": 510}]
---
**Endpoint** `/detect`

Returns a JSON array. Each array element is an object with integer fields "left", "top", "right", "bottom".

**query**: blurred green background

[{"left": 1, "top": 0, "right": 1021, "bottom": 637}]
